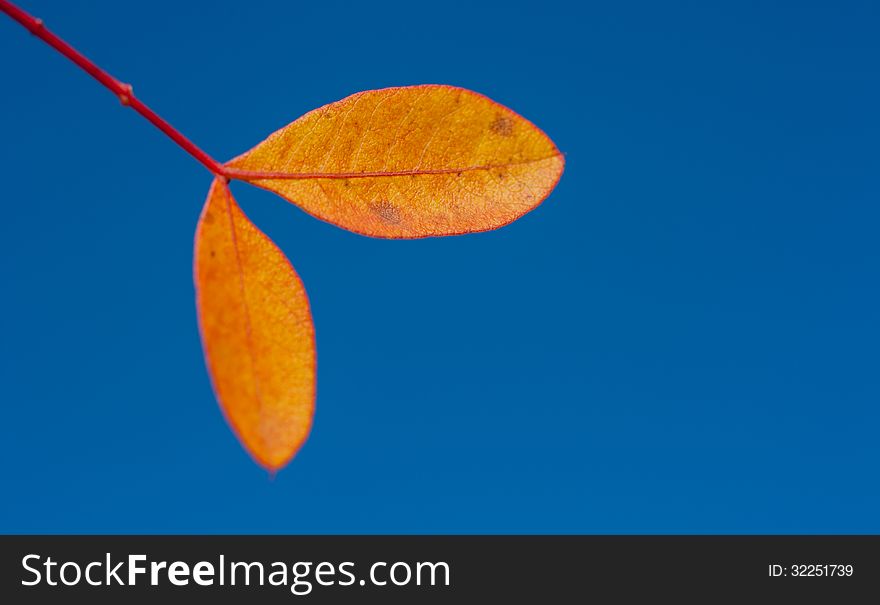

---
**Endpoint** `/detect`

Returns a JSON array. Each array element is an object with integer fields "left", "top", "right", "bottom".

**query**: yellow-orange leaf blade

[
  {"left": 194, "top": 178, "right": 316, "bottom": 471},
  {"left": 226, "top": 85, "right": 564, "bottom": 238}
]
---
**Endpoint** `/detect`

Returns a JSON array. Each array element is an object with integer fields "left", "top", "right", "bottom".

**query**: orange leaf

[
  {"left": 194, "top": 178, "right": 316, "bottom": 471},
  {"left": 226, "top": 85, "right": 564, "bottom": 238}
]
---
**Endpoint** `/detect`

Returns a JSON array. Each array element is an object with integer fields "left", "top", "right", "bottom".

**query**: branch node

[{"left": 118, "top": 83, "right": 133, "bottom": 106}]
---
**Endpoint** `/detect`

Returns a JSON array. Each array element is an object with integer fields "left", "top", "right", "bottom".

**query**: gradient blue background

[{"left": 1, "top": 0, "right": 878, "bottom": 533}]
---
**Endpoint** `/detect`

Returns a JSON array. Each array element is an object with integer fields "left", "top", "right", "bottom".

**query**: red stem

[{"left": 0, "top": 0, "right": 227, "bottom": 177}]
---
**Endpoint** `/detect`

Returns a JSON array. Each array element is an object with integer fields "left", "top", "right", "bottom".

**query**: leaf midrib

[{"left": 223, "top": 153, "right": 563, "bottom": 181}]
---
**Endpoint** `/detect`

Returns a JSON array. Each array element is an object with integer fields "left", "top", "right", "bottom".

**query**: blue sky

[{"left": 1, "top": 0, "right": 878, "bottom": 533}]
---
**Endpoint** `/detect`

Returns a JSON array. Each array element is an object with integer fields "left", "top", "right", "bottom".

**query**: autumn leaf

[
  {"left": 194, "top": 178, "right": 316, "bottom": 471},
  {"left": 225, "top": 85, "right": 564, "bottom": 238},
  {"left": 194, "top": 87, "right": 561, "bottom": 469}
]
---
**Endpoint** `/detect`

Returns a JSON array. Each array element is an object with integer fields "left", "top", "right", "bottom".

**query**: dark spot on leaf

[
  {"left": 497, "top": 171, "right": 505, "bottom": 180},
  {"left": 203, "top": 211, "right": 215, "bottom": 225},
  {"left": 490, "top": 115, "right": 514, "bottom": 137},
  {"left": 370, "top": 201, "right": 402, "bottom": 225},
  {"left": 210, "top": 250, "right": 216, "bottom": 258},
  {"left": 456, "top": 172, "right": 462, "bottom": 177},
  {"left": 343, "top": 179, "right": 351, "bottom": 187}
]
